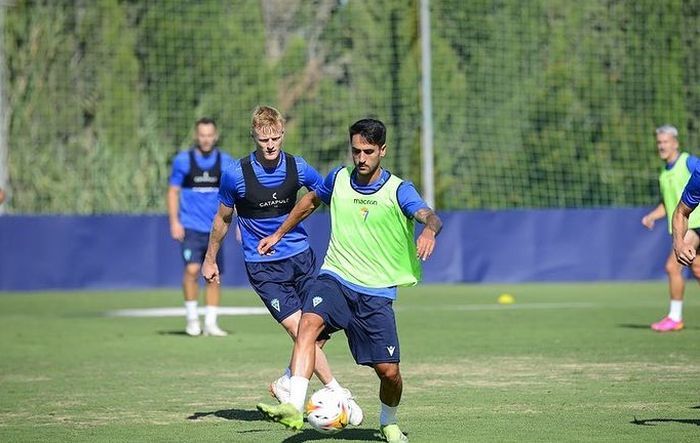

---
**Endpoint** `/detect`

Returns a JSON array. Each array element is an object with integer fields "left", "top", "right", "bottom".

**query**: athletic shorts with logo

[
  {"left": 182, "top": 229, "right": 224, "bottom": 273},
  {"left": 303, "top": 273, "right": 400, "bottom": 366},
  {"left": 246, "top": 248, "right": 331, "bottom": 340}
]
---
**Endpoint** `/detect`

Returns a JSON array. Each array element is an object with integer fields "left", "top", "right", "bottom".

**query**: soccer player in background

[
  {"left": 167, "top": 117, "right": 234, "bottom": 337},
  {"left": 641, "top": 124, "right": 700, "bottom": 332},
  {"left": 201, "top": 106, "right": 362, "bottom": 424},
  {"left": 256, "top": 118, "right": 442, "bottom": 442}
]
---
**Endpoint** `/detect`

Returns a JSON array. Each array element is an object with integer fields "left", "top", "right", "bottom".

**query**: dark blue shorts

[
  {"left": 303, "top": 274, "right": 400, "bottom": 366},
  {"left": 182, "top": 229, "right": 224, "bottom": 273},
  {"left": 246, "top": 248, "right": 329, "bottom": 339}
]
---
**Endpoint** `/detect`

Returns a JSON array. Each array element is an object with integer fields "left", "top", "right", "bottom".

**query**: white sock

[
  {"left": 289, "top": 376, "right": 309, "bottom": 412},
  {"left": 668, "top": 300, "right": 683, "bottom": 322},
  {"left": 325, "top": 378, "right": 342, "bottom": 390},
  {"left": 185, "top": 300, "right": 199, "bottom": 321},
  {"left": 380, "top": 402, "right": 398, "bottom": 426},
  {"left": 204, "top": 305, "right": 218, "bottom": 326},
  {"left": 282, "top": 367, "right": 291, "bottom": 379}
]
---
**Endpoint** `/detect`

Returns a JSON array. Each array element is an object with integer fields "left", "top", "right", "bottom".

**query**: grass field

[{"left": 1, "top": 282, "right": 699, "bottom": 442}]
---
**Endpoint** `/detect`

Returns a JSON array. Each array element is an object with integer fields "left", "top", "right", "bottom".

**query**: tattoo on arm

[{"left": 415, "top": 208, "right": 442, "bottom": 236}]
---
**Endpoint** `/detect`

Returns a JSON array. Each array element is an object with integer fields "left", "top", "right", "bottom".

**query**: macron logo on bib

[
  {"left": 353, "top": 198, "right": 378, "bottom": 205},
  {"left": 312, "top": 297, "right": 323, "bottom": 307}
]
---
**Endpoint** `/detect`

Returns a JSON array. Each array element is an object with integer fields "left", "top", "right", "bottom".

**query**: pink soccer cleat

[{"left": 651, "top": 317, "right": 684, "bottom": 332}]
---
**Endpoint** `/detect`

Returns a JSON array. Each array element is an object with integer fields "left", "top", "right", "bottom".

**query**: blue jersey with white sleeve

[
  {"left": 169, "top": 148, "right": 234, "bottom": 233},
  {"left": 218, "top": 152, "right": 323, "bottom": 262},
  {"left": 316, "top": 166, "right": 430, "bottom": 299}
]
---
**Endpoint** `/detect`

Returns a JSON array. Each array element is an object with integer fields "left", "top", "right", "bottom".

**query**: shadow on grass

[
  {"left": 157, "top": 330, "right": 190, "bottom": 336},
  {"left": 631, "top": 417, "right": 700, "bottom": 426},
  {"left": 281, "top": 428, "right": 385, "bottom": 442},
  {"left": 617, "top": 323, "right": 700, "bottom": 330},
  {"left": 188, "top": 408, "right": 264, "bottom": 421},
  {"left": 188, "top": 409, "right": 385, "bottom": 441}
]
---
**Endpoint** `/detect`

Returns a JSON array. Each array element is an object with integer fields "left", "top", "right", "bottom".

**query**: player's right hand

[
  {"left": 641, "top": 215, "right": 655, "bottom": 230},
  {"left": 257, "top": 234, "right": 281, "bottom": 256},
  {"left": 170, "top": 221, "right": 185, "bottom": 241},
  {"left": 673, "top": 240, "right": 696, "bottom": 266},
  {"left": 201, "top": 261, "right": 220, "bottom": 285}
]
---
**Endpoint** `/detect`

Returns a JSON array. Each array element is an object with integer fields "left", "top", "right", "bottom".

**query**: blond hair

[{"left": 251, "top": 105, "right": 285, "bottom": 133}]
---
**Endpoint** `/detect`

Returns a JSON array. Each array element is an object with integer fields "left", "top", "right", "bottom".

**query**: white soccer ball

[{"left": 305, "top": 388, "right": 349, "bottom": 434}]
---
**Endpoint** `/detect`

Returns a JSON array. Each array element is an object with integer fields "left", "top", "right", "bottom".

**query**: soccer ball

[{"left": 305, "top": 388, "right": 349, "bottom": 434}]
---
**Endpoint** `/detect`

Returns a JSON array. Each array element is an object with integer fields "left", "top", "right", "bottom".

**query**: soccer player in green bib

[
  {"left": 256, "top": 118, "right": 442, "bottom": 442},
  {"left": 641, "top": 124, "right": 700, "bottom": 332}
]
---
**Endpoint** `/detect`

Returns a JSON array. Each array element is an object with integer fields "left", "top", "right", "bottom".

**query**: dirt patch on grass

[
  {"left": 407, "top": 357, "right": 700, "bottom": 390},
  {"left": 0, "top": 374, "right": 51, "bottom": 383}
]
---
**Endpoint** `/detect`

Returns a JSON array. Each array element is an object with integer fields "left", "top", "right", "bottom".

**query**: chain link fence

[{"left": 2, "top": 0, "right": 699, "bottom": 213}]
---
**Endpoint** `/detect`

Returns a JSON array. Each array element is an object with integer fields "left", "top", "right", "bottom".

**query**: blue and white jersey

[
  {"left": 316, "top": 166, "right": 429, "bottom": 298},
  {"left": 218, "top": 152, "right": 323, "bottom": 262},
  {"left": 169, "top": 147, "right": 234, "bottom": 233}
]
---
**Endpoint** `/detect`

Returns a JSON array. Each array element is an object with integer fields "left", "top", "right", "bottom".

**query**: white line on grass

[
  {"left": 108, "top": 302, "right": 603, "bottom": 317},
  {"left": 105, "top": 307, "right": 268, "bottom": 317}
]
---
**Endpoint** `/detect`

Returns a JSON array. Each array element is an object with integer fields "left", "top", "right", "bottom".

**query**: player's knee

[
  {"left": 375, "top": 363, "right": 401, "bottom": 384},
  {"left": 298, "top": 313, "right": 324, "bottom": 343},
  {"left": 184, "top": 265, "right": 200, "bottom": 279},
  {"left": 183, "top": 271, "right": 199, "bottom": 283},
  {"left": 665, "top": 259, "right": 682, "bottom": 276}
]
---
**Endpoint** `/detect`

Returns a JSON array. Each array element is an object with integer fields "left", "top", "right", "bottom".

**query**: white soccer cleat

[
  {"left": 185, "top": 319, "right": 201, "bottom": 336},
  {"left": 339, "top": 388, "right": 363, "bottom": 426},
  {"left": 268, "top": 375, "right": 291, "bottom": 404},
  {"left": 203, "top": 323, "right": 229, "bottom": 337}
]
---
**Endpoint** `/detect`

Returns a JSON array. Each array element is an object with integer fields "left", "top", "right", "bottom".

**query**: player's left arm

[
  {"left": 672, "top": 201, "right": 695, "bottom": 266},
  {"left": 398, "top": 181, "right": 442, "bottom": 261},
  {"left": 672, "top": 165, "right": 700, "bottom": 265},
  {"left": 414, "top": 208, "right": 443, "bottom": 261}
]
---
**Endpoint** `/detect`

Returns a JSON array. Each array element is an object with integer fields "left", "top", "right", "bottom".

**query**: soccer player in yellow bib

[
  {"left": 256, "top": 118, "right": 442, "bottom": 442},
  {"left": 641, "top": 124, "right": 700, "bottom": 332}
]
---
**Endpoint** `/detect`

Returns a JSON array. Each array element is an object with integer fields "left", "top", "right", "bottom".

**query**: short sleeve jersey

[
  {"left": 218, "top": 152, "right": 324, "bottom": 262},
  {"left": 169, "top": 148, "right": 234, "bottom": 233}
]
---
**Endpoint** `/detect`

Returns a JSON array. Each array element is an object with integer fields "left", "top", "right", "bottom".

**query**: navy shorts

[
  {"left": 246, "top": 248, "right": 330, "bottom": 341},
  {"left": 182, "top": 229, "right": 224, "bottom": 273},
  {"left": 303, "top": 274, "right": 400, "bottom": 366}
]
